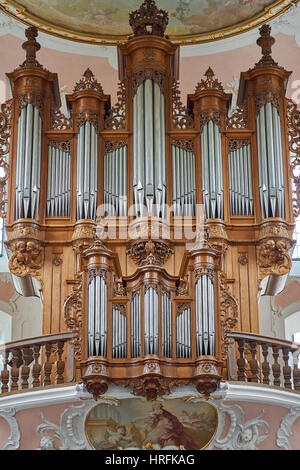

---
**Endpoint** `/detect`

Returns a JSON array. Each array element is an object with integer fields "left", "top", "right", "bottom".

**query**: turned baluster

[
  {"left": 0, "top": 350, "right": 10, "bottom": 394},
  {"left": 261, "top": 343, "right": 271, "bottom": 385},
  {"left": 43, "top": 343, "right": 53, "bottom": 386},
  {"left": 272, "top": 345, "right": 281, "bottom": 387},
  {"left": 10, "top": 348, "right": 22, "bottom": 391},
  {"left": 55, "top": 341, "right": 65, "bottom": 384},
  {"left": 249, "top": 341, "right": 259, "bottom": 383},
  {"left": 32, "top": 344, "right": 42, "bottom": 387},
  {"left": 293, "top": 354, "right": 300, "bottom": 391},
  {"left": 282, "top": 347, "right": 292, "bottom": 389},
  {"left": 237, "top": 339, "right": 248, "bottom": 382},
  {"left": 21, "top": 346, "right": 33, "bottom": 389}
]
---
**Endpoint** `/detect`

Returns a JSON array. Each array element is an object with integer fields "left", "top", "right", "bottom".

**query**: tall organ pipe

[
  {"left": 162, "top": 292, "right": 172, "bottom": 358},
  {"left": 172, "top": 145, "right": 196, "bottom": 216},
  {"left": 104, "top": 145, "right": 127, "bottom": 216},
  {"left": 47, "top": 145, "right": 71, "bottom": 217},
  {"left": 133, "top": 79, "right": 166, "bottom": 218},
  {"left": 144, "top": 287, "right": 159, "bottom": 355},
  {"left": 201, "top": 120, "right": 223, "bottom": 220},
  {"left": 76, "top": 122, "right": 98, "bottom": 220},
  {"left": 15, "top": 104, "right": 42, "bottom": 220},
  {"left": 112, "top": 307, "right": 127, "bottom": 359},
  {"left": 88, "top": 273, "right": 108, "bottom": 357},
  {"left": 228, "top": 143, "right": 253, "bottom": 216},
  {"left": 256, "top": 103, "right": 285, "bottom": 218},
  {"left": 131, "top": 293, "right": 141, "bottom": 358},
  {"left": 176, "top": 307, "right": 191, "bottom": 359},
  {"left": 195, "top": 275, "right": 215, "bottom": 356}
]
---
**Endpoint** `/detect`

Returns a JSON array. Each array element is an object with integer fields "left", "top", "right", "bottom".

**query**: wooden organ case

[{"left": 1, "top": 0, "right": 298, "bottom": 401}]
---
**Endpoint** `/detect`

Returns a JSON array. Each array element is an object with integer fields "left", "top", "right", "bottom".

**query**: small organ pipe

[{"left": 228, "top": 143, "right": 253, "bottom": 216}]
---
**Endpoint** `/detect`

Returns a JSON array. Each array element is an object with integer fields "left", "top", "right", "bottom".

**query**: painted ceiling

[{"left": 0, "top": 0, "right": 297, "bottom": 45}]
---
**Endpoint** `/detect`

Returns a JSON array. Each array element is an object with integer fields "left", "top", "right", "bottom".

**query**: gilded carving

[
  {"left": 8, "top": 240, "right": 43, "bottom": 282},
  {"left": 127, "top": 240, "right": 173, "bottom": 267},
  {"left": 286, "top": 98, "right": 300, "bottom": 216},
  {"left": 257, "top": 239, "right": 293, "bottom": 280},
  {"left": 64, "top": 282, "right": 83, "bottom": 361},
  {"left": 0, "top": 99, "right": 12, "bottom": 218},
  {"left": 219, "top": 274, "right": 238, "bottom": 362}
]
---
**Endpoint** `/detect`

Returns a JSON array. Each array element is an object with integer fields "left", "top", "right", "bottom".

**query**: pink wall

[{"left": 0, "top": 32, "right": 299, "bottom": 108}]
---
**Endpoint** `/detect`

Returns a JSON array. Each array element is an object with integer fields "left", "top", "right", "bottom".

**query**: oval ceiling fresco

[{"left": 0, "top": 0, "right": 298, "bottom": 45}]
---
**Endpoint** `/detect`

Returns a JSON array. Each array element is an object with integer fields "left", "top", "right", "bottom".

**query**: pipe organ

[{"left": 1, "top": 1, "right": 298, "bottom": 401}]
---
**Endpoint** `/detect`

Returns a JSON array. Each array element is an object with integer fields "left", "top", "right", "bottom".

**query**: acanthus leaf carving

[
  {"left": 0, "top": 99, "right": 12, "bottom": 218},
  {"left": 127, "top": 240, "right": 173, "bottom": 267},
  {"left": 104, "top": 81, "right": 126, "bottom": 130},
  {"left": 172, "top": 80, "right": 194, "bottom": 129},
  {"left": 219, "top": 273, "right": 238, "bottom": 362},
  {"left": 257, "top": 238, "right": 293, "bottom": 282},
  {"left": 7, "top": 239, "right": 43, "bottom": 284},
  {"left": 286, "top": 98, "right": 300, "bottom": 216},
  {"left": 64, "top": 281, "right": 83, "bottom": 362}
]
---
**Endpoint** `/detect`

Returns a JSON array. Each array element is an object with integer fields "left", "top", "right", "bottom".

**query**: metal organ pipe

[
  {"left": 256, "top": 103, "right": 285, "bottom": 218},
  {"left": 228, "top": 143, "right": 253, "bottom": 216},
  {"left": 112, "top": 307, "right": 127, "bottom": 359},
  {"left": 201, "top": 120, "right": 224, "bottom": 220},
  {"left": 88, "top": 273, "right": 108, "bottom": 357},
  {"left": 195, "top": 276, "right": 215, "bottom": 357},
  {"left": 131, "top": 293, "right": 141, "bottom": 358},
  {"left": 104, "top": 145, "right": 127, "bottom": 216},
  {"left": 144, "top": 287, "right": 159, "bottom": 356},
  {"left": 176, "top": 307, "right": 191, "bottom": 359},
  {"left": 172, "top": 145, "right": 196, "bottom": 216},
  {"left": 76, "top": 122, "right": 98, "bottom": 220},
  {"left": 46, "top": 144, "right": 71, "bottom": 217},
  {"left": 15, "top": 104, "right": 42, "bottom": 219},
  {"left": 133, "top": 79, "right": 166, "bottom": 218},
  {"left": 162, "top": 292, "right": 172, "bottom": 358}
]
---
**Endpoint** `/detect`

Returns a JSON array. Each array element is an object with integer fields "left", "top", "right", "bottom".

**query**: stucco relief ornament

[
  {"left": 213, "top": 405, "right": 269, "bottom": 450},
  {"left": 0, "top": 408, "right": 20, "bottom": 450},
  {"left": 277, "top": 406, "right": 300, "bottom": 450}
]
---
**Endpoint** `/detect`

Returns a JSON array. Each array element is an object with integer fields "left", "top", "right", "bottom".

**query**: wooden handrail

[
  {"left": 227, "top": 331, "right": 300, "bottom": 352},
  {"left": 0, "top": 332, "right": 76, "bottom": 395},
  {"left": 228, "top": 331, "right": 300, "bottom": 391},
  {"left": 0, "top": 332, "right": 75, "bottom": 352}
]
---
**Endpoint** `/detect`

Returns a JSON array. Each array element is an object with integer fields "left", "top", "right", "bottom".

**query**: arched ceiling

[{"left": 0, "top": 0, "right": 298, "bottom": 45}]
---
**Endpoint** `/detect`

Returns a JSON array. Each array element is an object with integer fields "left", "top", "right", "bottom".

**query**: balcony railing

[
  {"left": 227, "top": 331, "right": 300, "bottom": 391},
  {"left": 0, "top": 332, "right": 75, "bottom": 395}
]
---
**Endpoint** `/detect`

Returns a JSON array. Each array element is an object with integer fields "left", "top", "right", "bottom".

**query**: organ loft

[{"left": 1, "top": 0, "right": 300, "bottom": 402}]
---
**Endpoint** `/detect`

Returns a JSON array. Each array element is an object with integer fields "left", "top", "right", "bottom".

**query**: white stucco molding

[
  {"left": 0, "top": 408, "right": 20, "bottom": 450},
  {"left": 1, "top": 382, "right": 300, "bottom": 412},
  {"left": 277, "top": 406, "right": 300, "bottom": 450}
]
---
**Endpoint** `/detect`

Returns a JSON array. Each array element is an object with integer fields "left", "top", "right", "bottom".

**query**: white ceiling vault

[{"left": 0, "top": 0, "right": 299, "bottom": 69}]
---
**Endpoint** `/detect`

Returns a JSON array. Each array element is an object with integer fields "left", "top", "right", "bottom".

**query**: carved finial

[
  {"left": 73, "top": 68, "right": 104, "bottom": 93},
  {"left": 195, "top": 67, "right": 224, "bottom": 93},
  {"left": 20, "top": 26, "right": 42, "bottom": 68},
  {"left": 255, "top": 24, "right": 278, "bottom": 67},
  {"left": 129, "top": 0, "right": 169, "bottom": 37}
]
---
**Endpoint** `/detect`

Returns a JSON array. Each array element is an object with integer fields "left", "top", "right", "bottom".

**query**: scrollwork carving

[
  {"left": 226, "top": 102, "right": 249, "bottom": 129},
  {"left": 172, "top": 80, "right": 194, "bottom": 129},
  {"left": 64, "top": 282, "right": 83, "bottom": 361},
  {"left": 51, "top": 108, "right": 72, "bottom": 131},
  {"left": 0, "top": 99, "right": 12, "bottom": 217},
  {"left": 127, "top": 240, "right": 173, "bottom": 267},
  {"left": 200, "top": 110, "right": 221, "bottom": 132},
  {"left": 73, "top": 68, "right": 104, "bottom": 94},
  {"left": 255, "top": 90, "right": 280, "bottom": 115},
  {"left": 195, "top": 67, "right": 224, "bottom": 93},
  {"left": 104, "top": 81, "right": 126, "bottom": 130},
  {"left": 219, "top": 274, "right": 238, "bottom": 362},
  {"left": 257, "top": 238, "right": 293, "bottom": 281},
  {"left": 286, "top": 98, "right": 300, "bottom": 216},
  {"left": 76, "top": 111, "right": 98, "bottom": 133},
  {"left": 129, "top": 0, "right": 168, "bottom": 38},
  {"left": 18, "top": 92, "right": 44, "bottom": 116},
  {"left": 8, "top": 239, "right": 43, "bottom": 283},
  {"left": 132, "top": 69, "right": 165, "bottom": 95},
  {"left": 171, "top": 139, "right": 194, "bottom": 153},
  {"left": 128, "top": 376, "right": 175, "bottom": 401}
]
